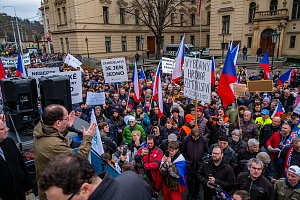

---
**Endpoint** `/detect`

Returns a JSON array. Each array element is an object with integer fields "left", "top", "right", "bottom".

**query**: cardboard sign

[
  {"left": 233, "top": 83, "right": 247, "bottom": 97},
  {"left": 184, "top": 57, "right": 212, "bottom": 103},
  {"left": 1, "top": 53, "right": 31, "bottom": 68},
  {"left": 86, "top": 92, "right": 105, "bottom": 105},
  {"left": 161, "top": 57, "right": 175, "bottom": 74},
  {"left": 101, "top": 57, "right": 128, "bottom": 83},
  {"left": 247, "top": 80, "right": 273, "bottom": 92}
]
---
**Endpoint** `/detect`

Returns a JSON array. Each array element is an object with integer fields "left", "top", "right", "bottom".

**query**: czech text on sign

[
  {"left": 86, "top": 92, "right": 105, "bottom": 105},
  {"left": 161, "top": 57, "right": 175, "bottom": 74},
  {"left": 184, "top": 57, "right": 212, "bottom": 103},
  {"left": 233, "top": 83, "right": 247, "bottom": 97},
  {"left": 27, "top": 67, "right": 60, "bottom": 96},
  {"left": 1, "top": 53, "right": 31, "bottom": 68},
  {"left": 101, "top": 57, "right": 128, "bottom": 83}
]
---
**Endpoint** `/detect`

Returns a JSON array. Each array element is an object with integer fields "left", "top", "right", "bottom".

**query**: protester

[
  {"left": 240, "top": 110, "right": 258, "bottom": 142},
  {"left": 122, "top": 116, "right": 146, "bottom": 144}
]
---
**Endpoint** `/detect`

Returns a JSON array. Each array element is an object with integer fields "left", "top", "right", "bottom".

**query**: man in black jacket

[
  {"left": 235, "top": 158, "right": 274, "bottom": 200},
  {"left": 0, "top": 120, "right": 32, "bottom": 200},
  {"left": 199, "top": 145, "right": 236, "bottom": 199},
  {"left": 40, "top": 152, "right": 152, "bottom": 200},
  {"left": 259, "top": 116, "right": 281, "bottom": 151}
]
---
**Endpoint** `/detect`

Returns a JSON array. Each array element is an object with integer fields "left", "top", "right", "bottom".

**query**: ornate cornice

[
  {"left": 99, "top": 0, "right": 112, "bottom": 5},
  {"left": 54, "top": 0, "right": 66, "bottom": 6},
  {"left": 218, "top": 7, "right": 235, "bottom": 13},
  {"left": 117, "top": 0, "right": 128, "bottom": 7}
]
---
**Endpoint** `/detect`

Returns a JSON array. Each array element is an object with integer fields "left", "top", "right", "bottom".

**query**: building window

[
  {"left": 103, "top": 6, "right": 109, "bottom": 24},
  {"left": 207, "top": 11, "right": 211, "bottom": 25},
  {"left": 180, "top": 14, "right": 184, "bottom": 26},
  {"left": 65, "top": 37, "right": 69, "bottom": 52},
  {"left": 105, "top": 36, "right": 111, "bottom": 52},
  {"left": 135, "top": 9, "right": 139, "bottom": 25},
  {"left": 57, "top": 8, "right": 61, "bottom": 25},
  {"left": 248, "top": 2, "right": 256, "bottom": 22},
  {"left": 62, "top": 7, "right": 67, "bottom": 24},
  {"left": 148, "top": 11, "right": 153, "bottom": 25},
  {"left": 171, "top": 36, "right": 174, "bottom": 44},
  {"left": 60, "top": 38, "right": 64, "bottom": 53},
  {"left": 289, "top": 36, "right": 296, "bottom": 48},
  {"left": 292, "top": 0, "right": 300, "bottom": 19},
  {"left": 121, "top": 36, "right": 127, "bottom": 51},
  {"left": 171, "top": 13, "right": 175, "bottom": 26},
  {"left": 221, "top": 43, "right": 229, "bottom": 49},
  {"left": 136, "top": 36, "right": 141, "bottom": 50},
  {"left": 222, "top": 15, "right": 230, "bottom": 34},
  {"left": 190, "top": 35, "right": 195, "bottom": 46},
  {"left": 247, "top": 37, "right": 252, "bottom": 48},
  {"left": 120, "top": 8, "right": 125, "bottom": 24},
  {"left": 191, "top": 14, "right": 195, "bottom": 26},
  {"left": 206, "top": 35, "right": 210, "bottom": 47},
  {"left": 270, "top": 0, "right": 278, "bottom": 11}
]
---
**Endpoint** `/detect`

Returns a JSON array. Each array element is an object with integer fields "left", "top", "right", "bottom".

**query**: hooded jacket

[
  {"left": 274, "top": 178, "right": 300, "bottom": 200},
  {"left": 33, "top": 122, "right": 93, "bottom": 200}
]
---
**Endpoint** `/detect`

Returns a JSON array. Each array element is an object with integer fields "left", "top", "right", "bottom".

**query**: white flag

[
  {"left": 64, "top": 53, "right": 83, "bottom": 72},
  {"left": 90, "top": 109, "right": 104, "bottom": 156},
  {"left": 294, "top": 103, "right": 300, "bottom": 115}
]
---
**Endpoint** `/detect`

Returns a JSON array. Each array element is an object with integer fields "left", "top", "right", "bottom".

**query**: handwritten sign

[
  {"left": 86, "top": 92, "right": 105, "bottom": 105},
  {"left": 161, "top": 57, "right": 175, "bottom": 74},
  {"left": 101, "top": 57, "right": 128, "bottom": 83},
  {"left": 1, "top": 53, "right": 31, "bottom": 68},
  {"left": 233, "top": 83, "right": 247, "bottom": 97}
]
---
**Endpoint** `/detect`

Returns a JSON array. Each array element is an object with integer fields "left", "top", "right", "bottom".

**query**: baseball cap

[
  {"left": 287, "top": 165, "right": 300, "bottom": 176},
  {"left": 261, "top": 109, "right": 270, "bottom": 115},
  {"left": 128, "top": 116, "right": 136, "bottom": 122}
]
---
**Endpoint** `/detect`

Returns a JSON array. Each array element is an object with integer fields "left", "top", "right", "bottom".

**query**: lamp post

[
  {"left": 85, "top": 37, "right": 89, "bottom": 58},
  {"left": 221, "top": 28, "right": 225, "bottom": 60},
  {"left": 271, "top": 30, "right": 279, "bottom": 74},
  {"left": 140, "top": 35, "right": 144, "bottom": 65},
  {"left": 277, "top": 23, "right": 284, "bottom": 59},
  {"left": 42, "top": 0, "right": 51, "bottom": 54},
  {"left": 3, "top": 6, "right": 22, "bottom": 53}
]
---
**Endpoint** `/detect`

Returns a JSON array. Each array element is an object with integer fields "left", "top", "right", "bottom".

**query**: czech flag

[
  {"left": 271, "top": 102, "right": 285, "bottom": 118},
  {"left": 172, "top": 35, "right": 185, "bottom": 83},
  {"left": 139, "top": 66, "right": 147, "bottom": 81},
  {"left": 218, "top": 47, "right": 237, "bottom": 106},
  {"left": 173, "top": 154, "right": 187, "bottom": 192},
  {"left": 16, "top": 52, "right": 27, "bottom": 77},
  {"left": 0, "top": 58, "right": 6, "bottom": 80},
  {"left": 259, "top": 50, "right": 270, "bottom": 80},
  {"left": 211, "top": 55, "right": 215, "bottom": 85},
  {"left": 231, "top": 44, "right": 240, "bottom": 66},
  {"left": 133, "top": 62, "right": 141, "bottom": 103},
  {"left": 152, "top": 61, "right": 163, "bottom": 118},
  {"left": 278, "top": 69, "right": 292, "bottom": 86}
]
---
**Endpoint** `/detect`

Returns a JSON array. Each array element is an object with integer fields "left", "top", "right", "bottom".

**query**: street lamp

[
  {"left": 85, "top": 37, "right": 89, "bottom": 58},
  {"left": 3, "top": 6, "right": 22, "bottom": 53},
  {"left": 140, "top": 35, "right": 144, "bottom": 64},
  {"left": 271, "top": 30, "right": 279, "bottom": 74},
  {"left": 221, "top": 28, "right": 225, "bottom": 60},
  {"left": 277, "top": 23, "right": 284, "bottom": 59}
]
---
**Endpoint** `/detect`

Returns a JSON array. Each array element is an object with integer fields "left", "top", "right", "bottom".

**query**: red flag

[
  {"left": 259, "top": 50, "right": 270, "bottom": 80},
  {"left": 197, "top": 0, "right": 203, "bottom": 16},
  {"left": 152, "top": 61, "right": 163, "bottom": 118},
  {"left": 0, "top": 58, "right": 6, "bottom": 80}
]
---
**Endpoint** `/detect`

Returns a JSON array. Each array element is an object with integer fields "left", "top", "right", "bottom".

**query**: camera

[{"left": 165, "top": 150, "right": 169, "bottom": 157}]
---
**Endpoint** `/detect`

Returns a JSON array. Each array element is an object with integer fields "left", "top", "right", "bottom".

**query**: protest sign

[
  {"left": 101, "top": 57, "right": 128, "bottom": 83},
  {"left": 86, "top": 92, "right": 105, "bottom": 105},
  {"left": 55, "top": 71, "right": 82, "bottom": 104},
  {"left": 247, "top": 80, "right": 273, "bottom": 92},
  {"left": 233, "top": 83, "right": 247, "bottom": 97},
  {"left": 1, "top": 53, "right": 31, "bottom": 68},
  {"left": 64, "top": 53, "right": 83, "bottom": 72},
  {"left": 27, "top": 67, "right": 60, "bottom": 95},
  {"left": 161, "top": 57, "right": 175, "bottom": 74},
  {"left": 294, "top": 103, "right": 300, "bottom": 115},
  {"left": 184, "top": 57, "right": 212, "bottom": 103}
]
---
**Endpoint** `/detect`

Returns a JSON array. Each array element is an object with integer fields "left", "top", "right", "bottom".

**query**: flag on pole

[
  {"left": 211, "top": 55, "right": 215, "bottom": 85},
  {"left": 16, "top": 52, "right": 27, "bottom": 77},
  {"left": 139, "top": 66, "right": 147, "bottom": 80},
  {"left": 231, "top": 44, "right": 240, "bottom": 66},
  {"left": 259, "top": 50, "right": 271, "bottom": 80},
  {"left": 90, "top": 109, "right": 104, "bottom": 156},
  {"left": 172, "top": 35, "right": 185, "bottom": 83},
  {"left": 271, "top": 102, "right": 285, "bottom": 118},
  {"left": 133, "top": 62, "right": 141, "bottom": 103},
  {"left": 0, "top": 58, "right": 6, "bottom": 80},
  {"left": 152, "top": 61, "right": 163, "bottom": 118},
  {"left": 64, "top": 53, "right": 84, "bottom": 72},
  {"left": 229, "top": 39, "right": 234, "bottom": 51},
  {"left": 218, "top": 48, "right": 237, "bottom": 106},
  {"left": 278, "top": 69, "right": 292, "bottom": 86},
  {"left": 197, "top": 0, "right": 203, "bottom": 16}
]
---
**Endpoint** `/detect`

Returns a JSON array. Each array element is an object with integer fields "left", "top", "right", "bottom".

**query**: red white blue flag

[
  {"left": 153, "top": 61, "right": 163, "bottom": 118},
  {"left": 172, "top": 35, "right": 185, "bottom": 83},
  {"left": 278, "top": 69, "right": 292, "bottom": 86},
  {"left": 133, "top": 62, "right": 141, "bottom": 103},
  {"left": 16, "top": 52, "right": 27, "bottom": 77},
  {"left": 271, "top": 102, "right": 285, "bottom": 118},
  {"left": 259, "top": 50, "right": 271, "bottom": 80},
  {"left": 0, "top": 58, "right": 6, "bottom": 80},
  {"left": 211, "top": 55, "right": 215, "bottom": 85}
]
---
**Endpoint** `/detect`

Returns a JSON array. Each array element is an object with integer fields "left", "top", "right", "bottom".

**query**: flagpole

[
  {"left": 235, "top": 97, "right": 241, "bottom": 129},
  {"left": 125, "top": 84, "right": 132, "bottom": 114}
]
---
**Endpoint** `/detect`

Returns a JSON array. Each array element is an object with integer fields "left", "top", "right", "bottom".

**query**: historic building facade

[{"left": 41, "top": 0, "right": 208, "bottom": 59}]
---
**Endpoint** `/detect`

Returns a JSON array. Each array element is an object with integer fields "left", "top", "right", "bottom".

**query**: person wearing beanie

[
  {"left": 256, "top": 152, "right": 274, "bottom": 183},
  {"left": 274, "top": 165, "right": 300, "bottom": 200},
  {"left": 159, "top": 133, "right": 181, "bottom": 154},
  {"left": 179, "top": 114, "right": 196, "bottom": 142},
  {"left": 229, "top": 129, "right": 247, "bottom": 156}
]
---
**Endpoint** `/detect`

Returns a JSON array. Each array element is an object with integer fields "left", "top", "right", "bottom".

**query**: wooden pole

[
  {"left": 236, "top": 96, "right": 241, "bottom": 129},
  {"left": 195, "top": 100, "right": 198, "bottom": 128},
  {"left": 125, "top": 84, "right": 132, "bottom": 113}
]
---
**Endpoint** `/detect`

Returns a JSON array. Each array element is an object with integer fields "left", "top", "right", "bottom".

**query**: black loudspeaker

[{"left": 39, "top": 75, "right": 72, "bottom": 112}]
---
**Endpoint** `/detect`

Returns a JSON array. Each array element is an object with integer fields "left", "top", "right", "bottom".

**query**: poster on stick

[
  {"left": 101, "top": 57, "right": 128, "bottom": 83},
  {"left": 233, "top": 84, "right": 247, "bottom": 97},
  {"left": 248, "top": 80, "right": 273, "bottom": 92},
  {"left": 184, "top": 57, "right": 212, "bottom": 103},
  {"left": 161, "top": 57, "right": 175, "bottom": 74},
  {"left": 86, "top": 92, "right": 105, "bottom": 105}
]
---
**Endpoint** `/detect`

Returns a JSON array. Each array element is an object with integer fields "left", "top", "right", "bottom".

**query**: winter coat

[
  {"left": 0, "top": 137, "right": 32, "bottom": 200},
  {"left": 274, "top": 178, "right": 300, "bottom": 200},
  {"left": 122, "top": 124, "right": 146, "bottom": 145},
  {"left": 279, "top": 95, "right": 295, "bottom": 112},
  {"left": 161, "top": 127, "right": 179, "bottom": 140},
  {"left": 197, "top": 116, "right": 210, "bottom": 137},
  {"left": 33, "top": 122, "right": 93, "bottom": 200},
  {"left": 229, "top": 139, "right": 247, "bottom": 156},
  {"left": 259, "top": 124, "right": 281, "bottom": 148},
  {"left": 240, "top": 119, "right": 258, "bottom": 142}
]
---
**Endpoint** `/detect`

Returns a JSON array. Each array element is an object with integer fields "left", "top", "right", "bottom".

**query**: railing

[{"left": 255, "top": 9, "right": 288, "bottom": 18}]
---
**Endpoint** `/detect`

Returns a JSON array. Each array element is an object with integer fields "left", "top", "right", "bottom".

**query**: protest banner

[
  {"left": 184, "top": 57, "right": 212, "bottom": 103},
  {"left": 54, "top": 71, "right": 82, "bottom": 104},
  {"left": 247, "top": 80, "right": 273, "bottom": 92},
  {"left": 86, "top": 92, "right": 105, "bottom": 105},
  {"left": 161, "top": 57, "right": 175, "bottom": 74},
  {"left": 64, "top": 53, "right": 83, "bottom": 72},
  {"left": 233, "top": 83, "right": 247, "bottom": 97},
  {"left": 27, "top": 67, "right": 60, "bottom": 95},
  {"left": 1, "top": 53, "right": 31, "bottom": 68},
  {"left": 101, "top": 57, "right": 128, "bottom": 83}
]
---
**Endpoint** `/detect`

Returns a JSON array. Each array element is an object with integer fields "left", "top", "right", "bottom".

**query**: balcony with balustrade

[{"left": 253, "top": 9, "right": 289, "bottom": 22}]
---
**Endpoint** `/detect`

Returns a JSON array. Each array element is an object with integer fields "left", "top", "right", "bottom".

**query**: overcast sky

[{"left": 0, "top": 0, "right": 41, "bottom": 21}]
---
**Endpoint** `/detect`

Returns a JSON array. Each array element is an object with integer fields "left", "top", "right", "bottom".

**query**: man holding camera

[{"left": 199, "top": 145, "right": 235, "bottom": 199}]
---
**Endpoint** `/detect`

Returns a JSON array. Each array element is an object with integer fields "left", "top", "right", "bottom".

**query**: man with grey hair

[
  {"left": 237, "top": 139, "right": 260, "bottom": 173},
  {"left": 240, "top": 110, "right": 258, "bottom": 142},
  {"left": 235, "top": 158, "right": 274, "bottom": 200}
]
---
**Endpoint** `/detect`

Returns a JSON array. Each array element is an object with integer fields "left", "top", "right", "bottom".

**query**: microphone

[{"left": 67, "top": 126, "right": 83, "bottom": 136}]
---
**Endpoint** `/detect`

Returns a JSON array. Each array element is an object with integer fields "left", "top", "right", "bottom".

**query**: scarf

[{"left": 284, "top": 147, "right": 294, "bottom": 174}]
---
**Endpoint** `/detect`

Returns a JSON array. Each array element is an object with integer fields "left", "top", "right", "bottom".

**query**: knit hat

[
  {"left": 197, "top": 106, "right": 204, "bottom": 112},
  {"left": 287, "top": 165, "right": 300, "bottom": 176},
  {"left": 218, "top": 135, "right": 229, "bottom": 142},
  {"left": 74, "top": 107, "right": 82, "bottom": 112},
  {"left": 185, "top": 114, "right": 195, "bottom": 123},
  {"left": 248, "top": 138, "right": 259, "bottom": 147},
  {"left": 168, "top": 133, "right": 178, "bottom": 142},
  {"left": 256, "top": 152, "right": 271, "bottom": 164}
]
